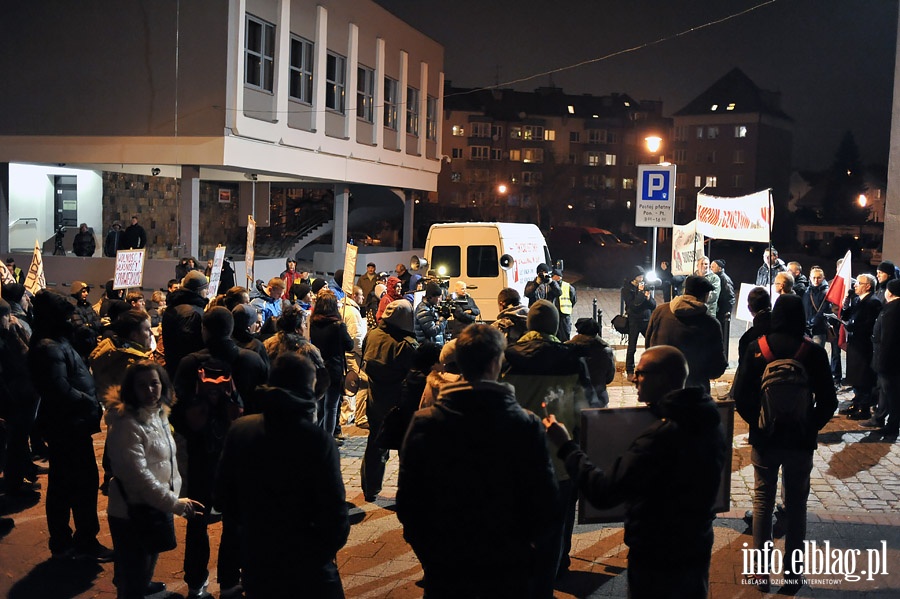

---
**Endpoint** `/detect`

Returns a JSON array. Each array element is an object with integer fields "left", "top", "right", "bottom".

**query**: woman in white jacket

[{"left": 105, "top": 360, "right": 204, "bottom": 598}]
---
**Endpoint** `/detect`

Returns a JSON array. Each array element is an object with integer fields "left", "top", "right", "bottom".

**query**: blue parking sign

[{"left": 641, "top": 169, "right": 670, "bottom": 200}]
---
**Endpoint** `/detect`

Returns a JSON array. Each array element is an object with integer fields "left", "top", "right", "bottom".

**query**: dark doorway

[{"left": 54, "top": 175, "right": 77, "bottom": 229}]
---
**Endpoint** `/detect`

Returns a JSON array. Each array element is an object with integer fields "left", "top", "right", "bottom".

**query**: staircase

[{"left": 284, "top": 217, "right": 334, "bottom": 258}]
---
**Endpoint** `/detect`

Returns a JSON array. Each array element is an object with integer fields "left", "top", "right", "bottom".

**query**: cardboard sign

[
  {"left": 113, "top": 249, "right": 146, "bottom": 290},
  {"left": 342, "top": 243, "right": 358, "bottom": 296},
  {"left": 208, "top": 245, "right": 227, "bottom": 296},
  {"left": 577, "top": 401, "right": 734, "bottom": 524},
  {"left": 24, "top": 240, "right": 46, "bottom": 294},
  {"left": 245, "top": 215, "right": 256, "bottom": 285}
]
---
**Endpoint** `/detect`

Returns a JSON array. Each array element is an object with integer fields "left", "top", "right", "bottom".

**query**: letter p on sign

[{"left": 643, "top": 171, "right": 669, "bottom": 200}]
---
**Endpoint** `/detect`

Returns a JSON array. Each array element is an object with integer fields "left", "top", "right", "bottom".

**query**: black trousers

[{"left": 46, "top": 434, "right": 100, "bottom": 553}]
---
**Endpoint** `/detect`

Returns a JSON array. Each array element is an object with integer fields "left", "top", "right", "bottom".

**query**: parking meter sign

[{"left": 636, "top": 164, "right": 676, "bottom": 228}]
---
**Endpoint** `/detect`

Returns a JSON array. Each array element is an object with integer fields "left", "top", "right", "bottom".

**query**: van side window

[
  {"left": 467, "top": 245, "right": 499, "bottom": 278},
  {"left": 431, "top": 246, "right": 461, "bottom": 277}
]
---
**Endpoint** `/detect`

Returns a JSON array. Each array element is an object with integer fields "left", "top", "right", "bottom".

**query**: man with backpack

[
  {"left": 733, "top": 294, "right": 837, "bottom": 591},
  {"left": 171, "top": 307, "right": 267, "bottom": 598}
]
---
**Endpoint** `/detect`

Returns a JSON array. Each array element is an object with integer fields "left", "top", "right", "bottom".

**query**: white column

[
  {"left": 313, "top": 5, "right": 328, "bottom": 136},
  {"left": 417, "top": 61, "right": 427, "bottom": 157},
  {"left": 274, "top": 0, "right": 291, "bottom": 124},
  {"left": 399, "top": 51, "right": 408, "bottom": 154},
  {"left": 346, "top": 23, "right": 359, "bottom": 141},
  {"left": 374, "top": 38, "right": 385, "bottom": 147},
  {"left": 333, "top": 184, "right": 349, "bottom": 253}
]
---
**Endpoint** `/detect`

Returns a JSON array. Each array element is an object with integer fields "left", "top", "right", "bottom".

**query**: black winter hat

[
  {"left": 424, "top": 281, "right": 443, "bottom": 298},
  {"left": 877, "top": 260, "right": 896, "bottom": 276},
  {"left": 527, "top": 299, "right": 559, "bottom": 335},
  {"left": 203, "top": 306, "right": 234, "bottom": 339},
  {"left": 684, "top": 275, "right": 715, "bottom": 297}
]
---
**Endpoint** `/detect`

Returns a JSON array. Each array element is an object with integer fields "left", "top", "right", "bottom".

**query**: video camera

[{"left": 438, "top": 297, "right": 468, "bottom": 319}]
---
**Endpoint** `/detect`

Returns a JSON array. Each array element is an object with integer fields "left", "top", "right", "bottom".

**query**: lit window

[
  {"left": 509, "top": 149, "right": 521, "bottom": 161},
  {"left": 567, "top": 105, "right": 575, "bottom": 114},
  {"left": 384, "top": 77, "right": 399, "bottom": 129},
  {"left": 710, "top": 104, "right": 718, "bottom": 111},
  {"left": 406, "top": 86, "right": 420, "bottom": 136},
  {"left": 586, "top": 151, "right": 601, "bottom": 166},
  {"left": 696, "top": 127, "right": 704, "bottom": 139},
  {"left": 705, "top": 176, "right": 717, "bottom": 188},
  {"left": 325, "top": 52, "right": 346, "bottom": 113},
  {"left": 727, "top": 103, "right": 736, "bottom": 111},
  {"left": 356, "top": 65, "right": 375, "bottom": 122},
  {"left": 735, "top": 125, "right": 747, "bottom": 138},
  {"left": 694, "top": 176, "right": 702, "bottom": 187},
  {"left": 624, "top": 101, "right": 631, "bottom": 107},
  {"left": 623, "top": 178, "right": 635, "bottom": 190},
  {"left": 605, "top": 153, "right": 616, "bottom": 166},
  {"left": 451, "top": 125, "right": 465, "bottom": 137},
  {"left": 509, "top": 126, "right": 522, "bottom": 139},
  {"left": 522, "top": 148, "right": 544, "bottom": 163},
  {"left": 545, "top": 129, "right": 556, "bottom": 141},
  {"left": 289, "top": 36, "right": 314, "bottom": 103},
  {"left": 523, "top": 125, "right": 544, "bottom": 141},
  {"left": 245, "top": 15, "right": 275, "bottom": 92}
]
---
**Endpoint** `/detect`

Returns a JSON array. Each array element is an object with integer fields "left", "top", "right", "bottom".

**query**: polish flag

[{"left": 825, "top": 250, "right": 852, "bottom": 349}]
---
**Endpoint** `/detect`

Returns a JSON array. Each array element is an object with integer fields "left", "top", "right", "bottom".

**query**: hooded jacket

[
  {"left": 492, "top": 303, "right": 529, "bottom": 344},
  {"left": 362, "top": 302, "right": 418, "bottom": 410},
  {"left": 558, "top": 386, "right": 727, "bottom": 565},
  {"left": 104, "top": 395, "right": 185, "bottom": 520},
  {"left": 160, "top": 287, "right": 208, "bottom": 378},
  {"left": 375, "top": 276, "right": 403, "bottom": 322},
  {"left": 215, "top": 383, "right": 349, "bottom": 583},
  {"left": 397, "top": 379, "right": 558, "bottom": 581},
  {"left": 645, "top": 295, "right": 727, "bottom": 391}
]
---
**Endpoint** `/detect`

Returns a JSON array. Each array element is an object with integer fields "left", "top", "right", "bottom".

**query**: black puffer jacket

[
  {"left": 558, "top": 387, "right": 727, "bottom": 565},
  {"left": 161, "top": 288, "right": 208, "bottom": 379},
  {"left": 28, "top": 337, "right": 101, "bottom": 439}
]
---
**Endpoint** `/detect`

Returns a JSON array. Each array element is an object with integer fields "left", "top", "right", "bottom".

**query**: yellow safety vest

[{"left": 558, "top": 281, "right": 573, "bottom": 314}]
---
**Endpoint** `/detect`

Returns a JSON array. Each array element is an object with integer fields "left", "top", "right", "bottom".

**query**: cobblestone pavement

[{"left": 1, "top": 289, "right": 899, "bottom": 598}]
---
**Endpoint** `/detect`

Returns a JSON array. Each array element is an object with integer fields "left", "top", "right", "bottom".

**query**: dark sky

[{"left": 375, "top": 0, "right": 898, "bottom": 171}]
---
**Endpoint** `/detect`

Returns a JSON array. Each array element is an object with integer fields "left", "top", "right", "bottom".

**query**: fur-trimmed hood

[{"left": 103, "top": 385, "right": 171, "bottom": 425}]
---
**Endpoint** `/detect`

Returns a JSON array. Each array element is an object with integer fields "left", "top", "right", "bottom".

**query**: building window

[
  {"left": 586, "top": 151, "right": 601, "bottom": 166},
  {"left": 604, "top": 176, "right": 616, "bottom": 189},
  {"left": 696, "top": 127, "right": 704, "bottom": 139},
  {"left": 406, "top": 87, "right": 420, "bottom": 136},
  {"left": 676, "top": 173, "right": 687, "bottom": 187},
  {"left": 707, "top": 151, "right": 716, "bottom": 163},
  {"left": 509, "top": 149, "right": 521, "bottom": 161},
  {"left": 623, "top": 178, "right": 635, "bottom": 190},
  {"left": 470, "top": 122, "right": 491, "bottom": 138},
  {"left": 384, "top": 77, "right": 399, "bottom": 129},
  {"left": 545, "top": 129, "right": 556, "bottom": 141},
  {"left": 605, "top": 153, "right": 617, "bottom": 166},
  {"left": 522, "top": 172, "right": 542, "bottom": 186},
  {"left": 734, "top": 149, "right": 745, "bottom": 164},
  {"left": 245, "top": 15, "right": 275, "bottom": 92},
  {"left": 325, "top": 52, "right": 346, "bottom": 113},
  {"left": 673, "top": 126, "right": 688, "bottom": 141},
  {"left": 625, "top": 154, "right": 635, "bottom": 166},
  {"left": 694, "top": 175, "right": 702, "bottom": 187},
  {"left": 674, "top": 149, "right": 687, "bottom": 164},
  {"left": 522, "top": 148, "right": 544, "bottom": 163},
  {"left": 451, "top": 124, "right": 464, "bottom": 137},
  {"left": 470, "top": 146, "right": 489, "bottom": 160},
  {"left": 588, "top": 129, "right": 607, "bottom": 143},
  {"left": 491, "top": 148, "right": 503, "bottom": 160},
  {"left": 705, "top": 176, "right": 717, "bottom": 188},
  {"left": 450, "top": 172, "right": 461, "bottom": 183},
  {"left": 491, "top": 124, "right": 503, "bottom": 138},
  {"left": 289, "top": 36, "right": 313, "bottom": 103},
  {"left": 735, "top": 125, "right": 748, "bottom": 138},
  {"left": 707, "top": 126, "right": 719, "bottom": 139},
  {"left": 356, "top": 65, "right": 375, "bottom": 122},
  {"left": 733, "top": 174, "right": 744, "bottom": 187},
  {"left": 451, "top": 148, "right": 463, "bottom": 159},
  {"left": 568, "top": 153, "right": 577, "bottom": 164},
  {"left": 584, "top": 175, "right": 600, "bottom": 189},
  {"left": 426, "top": 96, "right": 438, "bottom": 141},
  {"left": 523, "top": 125, "right": 544, "bottom": 141},
  {"left": 570, "top": 131, "right": 581, "bottom": 143},
  {"left": 510, "top": 126, "right": 522, "bottom": 139}
]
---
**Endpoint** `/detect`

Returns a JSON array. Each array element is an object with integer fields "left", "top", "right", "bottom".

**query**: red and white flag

[{"left": 825, "top": 250, "right": 852, "bottom": 349}]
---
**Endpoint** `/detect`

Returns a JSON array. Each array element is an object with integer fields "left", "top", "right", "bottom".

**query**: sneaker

[
  {"left": 74, "top": 540, "right": 114, "bottom": 563},
  {"left": 220, "top": 584, "right": 244, "bottom": 599},
  {"left": 145, "top": 581, "right": 167, "bottom": 595},
  {"left": 187, "top": 578, "right": 209, "bottom": 598}
]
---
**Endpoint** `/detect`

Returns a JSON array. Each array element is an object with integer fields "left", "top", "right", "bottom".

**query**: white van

[{"left": 413, "top": 222, "right": 553, "bottom": 321}]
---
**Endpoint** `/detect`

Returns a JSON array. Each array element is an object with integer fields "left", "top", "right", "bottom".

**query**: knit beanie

[
  {"left": 630, "top": 265, "right": 645, "bottom": 279},
  {"left": 182, "top": 270, "right": 209, "bottom": 292},
  {"left": 887, "top": 279, "right": 900, "bottom": 297},
  {"left": 311, "top": 278, "right": 328, "bottom": 294},
  {"left": 878, "top": 260, "right": 896, "bottom": 276},
  {"left": 382, "top": 299, "right": 414, "bottom": 333},
  {"left": 203, "top": 306, "right": 234, "bottom": 339},
  {"left": 292, "top": 282, "right": 311, "bottom": 301},
  {"left": 527, "top": 299, "right": 559, "bottom": 335},
  {"left": 684, "top": 274, "right": 714, "bottom": 297},
  {"left": 1, "top": 283, "right": 26, "bottom": 304},
  {"left": 439, "top": 338, "right": 458, "bottom": 365},
  {"left": 232, "top": 303, "right": 257, "bottom": 332},
  {"left": 425, "top": 281, "right": 443, "bottom": 298},
  {"left": 574, "top": 317, "right": 600, "bottom": 336}
]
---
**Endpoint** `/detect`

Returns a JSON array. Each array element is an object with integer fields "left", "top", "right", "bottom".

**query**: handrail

[{"left": 9, "top": 217, "right": 38, "bottom": 227}]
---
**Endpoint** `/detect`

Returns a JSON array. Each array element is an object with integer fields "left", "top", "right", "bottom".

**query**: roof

[{"left": 673, "top": 68, "right": 793, "bottom": 121}]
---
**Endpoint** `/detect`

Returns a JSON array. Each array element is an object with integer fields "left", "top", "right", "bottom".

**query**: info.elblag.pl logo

[{"left": 742, "top": 540, "right": 889, "bottom": 584}]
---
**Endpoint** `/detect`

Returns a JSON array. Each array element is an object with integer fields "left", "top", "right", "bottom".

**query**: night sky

[{"left": 375, "top": 0, "right": 898, "bottom": 171}]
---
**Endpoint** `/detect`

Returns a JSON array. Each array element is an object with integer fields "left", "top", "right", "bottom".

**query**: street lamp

[
  {"left": 645, "top": 135, "right": 662, "bottom": 154},
  {"left": 858, "top": 194, "right": 867, "bottom": 208}
]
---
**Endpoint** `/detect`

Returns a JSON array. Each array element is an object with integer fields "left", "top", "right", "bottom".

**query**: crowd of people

[{"left": 0, "top": 246, "right": 897, "bottom": 598}]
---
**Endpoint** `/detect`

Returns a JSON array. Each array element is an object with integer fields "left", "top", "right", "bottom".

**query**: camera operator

[
  {"left": 414, "top": 282, "right": 447, "bottom": 346},
  {"left": 621, "top": 266, "right": 656, "bottom": 381},
  {"left": 447, "top": 280, "right": 481, "bottom": 339},
  {"left": 524, "top": 263, "right": 561, "bottom": 307}
]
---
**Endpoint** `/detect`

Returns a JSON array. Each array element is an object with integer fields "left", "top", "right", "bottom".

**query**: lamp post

[{"left": 644, "top": 135, "right": 664, "bottom": 274}]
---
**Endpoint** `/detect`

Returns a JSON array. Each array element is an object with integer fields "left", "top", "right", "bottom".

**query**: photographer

[
  {"left": 447, "top": 280, "right": 481, "bottom": 339},
  {"left": 414, "top": 282, "right": 447, "bottom": 346},
  {"left": 621, "top": 266, "right": 656, "bottom": 381},
  {"left": 524, "top": 263, "right": 561, "bottom": 307}
]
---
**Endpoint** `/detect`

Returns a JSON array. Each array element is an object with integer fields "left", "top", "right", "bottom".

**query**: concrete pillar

[
  {"left": 0, "top": 163, "right": 9, "bottom": 253},
  {"left": 402, "top": 189, "right": 415, "bottom": 251},
  {"left": 333, "top": 184, "right": 349, "bottom": 254},
  {"left": 179, "top": 165, "right": 200, "bottom": 258},
  {"left": 884, "top": 7, "right": 900, "bottom": 260}
]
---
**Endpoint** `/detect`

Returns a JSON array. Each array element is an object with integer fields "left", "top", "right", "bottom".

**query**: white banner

[
  {"left": 671, "top": 220, "right": 705, "bottom": 276},
  {"left": 0, "top": 261, "right": 16, "bottom": 286},
  {"left": 208, "top": 245, "right": 227, "bottom": 297},
  {"left": 24, "top": 240, "right": 46, "bottom": 294},
  {"left": 113, "top": 249, "right": 146, "bottom": 289},
  {"left": 696, "top": 190, "right": 772, "bottom": 242}
]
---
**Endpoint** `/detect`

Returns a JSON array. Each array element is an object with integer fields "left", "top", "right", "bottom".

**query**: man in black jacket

[
  {"left": 544, "top": 345, "right": 727, "bottom": 599},
  {"left": 161, "top": 270, "right": 209, "bottom": 380},
  {"left": 121, "top": 215, "right": 147, "bottom": 250},
  {"left": 216, "top": 353, "right": 348, "bottom": 598},
  {"left": 863, "top": 278, "right": 900, "bottom": 437},
  {"left": 733, "top": 294, "right": 837, "bottom": 590},
  {"left": 711, "top": 259, "right": 736, "bottom": 360},
  {"left": 398, "top": 324, "right": 559, "bottom": 598}
]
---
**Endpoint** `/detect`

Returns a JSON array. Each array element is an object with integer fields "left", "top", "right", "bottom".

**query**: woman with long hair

[
  {"left": 105, "top": 360, "right": 204, "bottom": 598},
  {"left": 309, "top": 289, "right": 353, "bottom": 441}
]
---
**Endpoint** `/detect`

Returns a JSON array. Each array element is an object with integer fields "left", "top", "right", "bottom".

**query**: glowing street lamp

[
  {"left": 645, "top": 135, "right": 662, "bottom": 153},
  {"left": 858, "top": 194, "right": 868, "bottom": 208}
]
